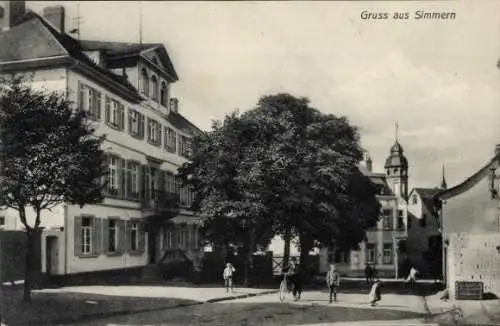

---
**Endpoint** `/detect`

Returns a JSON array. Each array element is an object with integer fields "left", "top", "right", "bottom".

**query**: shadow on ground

[{"left": 70, "top": 302, "right": 429, "bottom": 326}]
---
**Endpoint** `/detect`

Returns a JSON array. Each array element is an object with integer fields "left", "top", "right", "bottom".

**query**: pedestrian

[
  {"left": 326, "top": 264, "right": 340, "bottom": 303},
  {"left": 364, "top": 263, "right": 372, "bottom": 285},
  {"left": 286, "top": 257, "right": 302, "bottom": 301},
  {"left": 368, "top": 279, "right": 382, "bottom": 307},
  {"left": 223, "top": 262, "right": 236, "bottom": 293},
  {"left": 406, "top": 266, "right": 418, "bottom": 290}
]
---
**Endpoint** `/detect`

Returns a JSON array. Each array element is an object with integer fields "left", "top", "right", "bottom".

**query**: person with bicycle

[{"left": 284, "top": 257, "right": 301, "bottom": 301}]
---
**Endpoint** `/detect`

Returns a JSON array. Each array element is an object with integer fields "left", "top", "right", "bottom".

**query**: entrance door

[{"left": 45, "top": 236, "right": 58, "bottom": 276}]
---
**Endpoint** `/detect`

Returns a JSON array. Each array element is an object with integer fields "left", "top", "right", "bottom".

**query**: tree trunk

[
  {"left": 243, "top": 227, "right": 255, "bottom": 287},
  {"left": 283, "top": 226, "right": 291, "bottom": 267},
  {"left": 299, "top": 233, "right": 313, "bottom": 282},
  {"left": 23, "top": 229, "right": 36, "bottom": 302}
]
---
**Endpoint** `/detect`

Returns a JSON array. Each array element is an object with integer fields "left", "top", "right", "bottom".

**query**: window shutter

[
  {"left": 139, "top": 114, "right": 145, "bottom": 139},
  {"left": 119, "top": 158, "right": 127, "bottom": 198},
  {"left": 118, "top": 219, "right": 126, "bottom": 255},
  {"left": 105, "top": 96, "right": 111, "bottom": 123},
  {"left": 138, "top": 221, "right": 146, "bottom": 254},
  {"left": 102, "top": 153, "right": 109, "bottom": 194},
  {"left": 126, "top": 162, "right": 132, "bottom": 199},
  {"left": 96, "top": 91, "right": 102, "bottom": 120},
  {"left": 102, "top": 218, "right": 109, "bottom": 255},
  {"left": 93, "top": 217, "right": 103, "bottom": 256},
  {"left": 78, "top": 82, "right": 84, "bottom": 111},
  {"left": 140, "top": 165, "right": 148, "bottom": 202},
  {"left": 125, "top": 220, "right": 131, "bottom": 252},
  {"left": 74, "top": 216, "right": 82, "bottom": 257},
  {"left": 128, "top": 109, "right": 133, "bottom": 134},
  {"left": 158, "top": 124, "right": 162, "bottom": 146},
  {"left": 119, "top": 104, "right": 125, "bottom": 130}
]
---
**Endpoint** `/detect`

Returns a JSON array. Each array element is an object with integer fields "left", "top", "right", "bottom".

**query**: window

[
  {"left": 141, "top": 68, "right": 149, "bottom": 95},
  {"left": 420, "top": 214, "right": 427, "bottom": 227},
  {"left": 174, "top": 175, "right": 182, "bottom": 196},
  {"left": 81, "top": 217, "right": 93, "bottom": 255},
  {"left": 151, "top": 75, "right": 158, "bottom": 101},
  {"left": 165, "top": 172, "right": 175, "bottom": 193},
  {"left": 160, "top": 82, "right": 168, "bottom": 107},
  {"left": 412, "top": 194, "right": 418, "bottom": 205},
  {"left": 107, "top": 156, "right": 119, "bottom": 195},
  {"left": 397, "top": 210, "right": 404, "bottom": 230},
  {"left": 108, "top": 219, "right": 118, "bottom": 253},
  {"left": 382, "top": 209, "right": 392, "bottom": 230},
  {"left": 366, "top": 243, "right": 375, "bottom": 263},
  {"left": 163, "top": 229, "right": 173, "bottom": 249},
  {"left": 130, "top": 221, "right": 139, "bottom": 251},
  {"left": 105, "top": 96, "right": 125, "bottom": 130},
  {"left": 179, "top": 135, "right": 192, "bottom": 158},
  {"left": 126, "top": 161, "right": 140, "bottom": 199},
  {"left": 180, "top": 187, "right": 194, "bottom": 208},
  {"left": 128, "top": 109, "right": 145, "bottom": 139},
  {"left": 164, "top": 127, "right": 177, "bottom": 153},
  {"left": 78, "top": 83, "right": 102, "bottom": 120},
  {"left": 334, "top": 249, "right": 350, "bottom": 264},
  {"left": 383, "top": 243, "right": 393, "bottom": 264},
  {"left": 177, "top": 227, "right": 186, "bottom": 248},
  {"left": 0, "top": 216, "right": 5, "bottom": 226},
  {"left": 147, "top": 118, "right": 162, "bottom": 146}
]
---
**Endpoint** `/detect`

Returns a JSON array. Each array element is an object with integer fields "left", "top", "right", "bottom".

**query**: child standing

[
  {"left": 368, "top": 279, "right": 382, "bottom": 306},
  {"left": 326, "top": 264, "right": 340, "bottom": 303},
  {"left": 223, "top": 262, "right": 236, "bottom": 293}
]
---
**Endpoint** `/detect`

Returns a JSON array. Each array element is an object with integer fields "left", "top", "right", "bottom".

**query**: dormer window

[
  {"left": 151, "top": 75, "right": 158, "bottom": 101},
  {"left": 141, "top": 68, "right": 149, "bottom": 96},
  {"left": 160, "top": 82, "right": 168, "bottom": 107},
  {"left": 412, "top": 194, "right": 418, "bottom": 204}
]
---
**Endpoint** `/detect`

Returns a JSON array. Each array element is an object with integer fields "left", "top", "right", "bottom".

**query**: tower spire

[
  {"left": 441, "top": 164, "right": 448, "bottom": 189},
  {"left": 395, "top": 121, "right": 399, "bottom": 142}
]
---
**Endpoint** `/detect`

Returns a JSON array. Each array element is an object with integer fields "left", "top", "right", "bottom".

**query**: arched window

[
  {"left": 151, "top": 75, "right": 158, "bottom": 101},
  {"left": 141, "top": 69, "right": 149, "bottom": 96},
  {"left": 160, "top": 82, "right": 167, "bottom": 106}
]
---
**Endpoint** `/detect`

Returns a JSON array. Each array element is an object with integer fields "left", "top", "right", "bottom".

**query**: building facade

[{"left": 0, "top": 2, "right": 204, "bottom": 278}]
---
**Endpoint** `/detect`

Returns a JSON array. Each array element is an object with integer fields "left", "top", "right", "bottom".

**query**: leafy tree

[
  {"left": 181, "top": 93, "right": 380, "bottom": 280},
  {"left": 0, "top": 76, "right": 106, "bottom": 301}
]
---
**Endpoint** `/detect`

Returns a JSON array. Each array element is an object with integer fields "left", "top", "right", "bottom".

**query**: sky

[{"left": 27, "top": 1, "right": 500, "bottom": 191}]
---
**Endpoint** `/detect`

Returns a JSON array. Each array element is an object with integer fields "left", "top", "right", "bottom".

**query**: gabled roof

[
  {"left": 0, "top": 11, "right": 145, "bottom": 100},
  {"left": 79, "top": 40, "right": 179, "bottom": 82},
  {"left": 358, "top": 165, "right": 394, "bottom": 196},
  {"left": 436, "top": 155, "right": 499, "bottom": 201},
  {"left": 411, "top": 187, "right": 442, "bottom": 199}
]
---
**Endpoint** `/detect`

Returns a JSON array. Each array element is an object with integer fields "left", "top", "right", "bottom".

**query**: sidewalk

[{"left": 35, "top": 285, "right": 276, "bottom": 302}]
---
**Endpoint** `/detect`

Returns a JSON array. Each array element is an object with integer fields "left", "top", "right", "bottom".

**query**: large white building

[{"left": 0, "top": 2, "right": 204, "bottom": 280}]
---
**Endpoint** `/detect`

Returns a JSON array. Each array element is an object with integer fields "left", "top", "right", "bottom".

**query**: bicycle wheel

[{"left": 279, "top": 279, "right": 287, "bottom": 302}]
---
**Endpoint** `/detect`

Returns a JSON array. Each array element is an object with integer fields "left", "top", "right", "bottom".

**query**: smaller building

[{"left": 437, "top": 144, "right": 500, "bottom": 298}]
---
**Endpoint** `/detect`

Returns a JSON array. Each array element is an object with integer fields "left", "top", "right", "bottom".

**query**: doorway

[{"left": 45, "top": 236, "right": 58, "bottom": 276}]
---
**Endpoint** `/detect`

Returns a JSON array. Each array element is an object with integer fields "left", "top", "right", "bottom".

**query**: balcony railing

[{"left": 142, "top": 189, "right": 180, "bottom": 211}]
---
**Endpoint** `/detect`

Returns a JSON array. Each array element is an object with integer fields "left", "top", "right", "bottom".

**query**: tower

[
  {"left": 0, "top": 0, "right": 26, "bottom": 33},
  {"left": 440, "top": 165, "right": 447, "bottom": 189},
  {"left": 384, "top": 123, "right": 409, "bottom": 199}
]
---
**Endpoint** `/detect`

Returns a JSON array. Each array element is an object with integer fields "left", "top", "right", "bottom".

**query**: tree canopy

[
  {"left": 0, "top": 75, "right": 107, "bottom": 300},
  {"left": 180, "top": 93, "right": 381, "bottom": 273}
]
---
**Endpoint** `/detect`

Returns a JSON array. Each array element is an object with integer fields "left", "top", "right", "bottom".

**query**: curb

[{"left": 206, "top": 290, "right": 278, "bottom": 303}]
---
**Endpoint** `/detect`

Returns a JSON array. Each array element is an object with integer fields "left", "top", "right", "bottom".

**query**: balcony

[{"left": 142, "top": 189, "right": 180, "bottom": 212}]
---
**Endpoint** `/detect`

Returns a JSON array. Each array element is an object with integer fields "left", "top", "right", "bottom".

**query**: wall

[
  {"left": 448, "top": 233, "right": 500, "bottom": 298},
  {"left": 442, "top": 176, "right": 499, "bottom": 235},
  {"left": 65, "top": 204, "right": 148, "bottom": 274}
]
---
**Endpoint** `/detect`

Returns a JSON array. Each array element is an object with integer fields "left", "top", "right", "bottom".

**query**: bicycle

[{"left": 279, "top": 273, "right": 288, "bottom": 302}]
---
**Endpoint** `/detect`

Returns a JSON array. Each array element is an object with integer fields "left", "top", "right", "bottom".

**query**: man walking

[
  {"left": 326, "top": 264, "right": 340, "bottom": 303},
  {"left": 286, "top": 257, "right": 302, "bottom": 301}
]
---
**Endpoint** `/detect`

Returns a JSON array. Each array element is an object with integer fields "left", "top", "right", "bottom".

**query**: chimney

[
  {"left": 0, "top": 1, "right": 26, "bottom": 32},
  {"left": 169, "top": 97, "right": 179, "bottom": 114},
  {"left": 43, "top": 5, "right": 65, "bottom": 33},
  {"left": 366, "top": 156, "right": 373, "bottom": 172}
]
